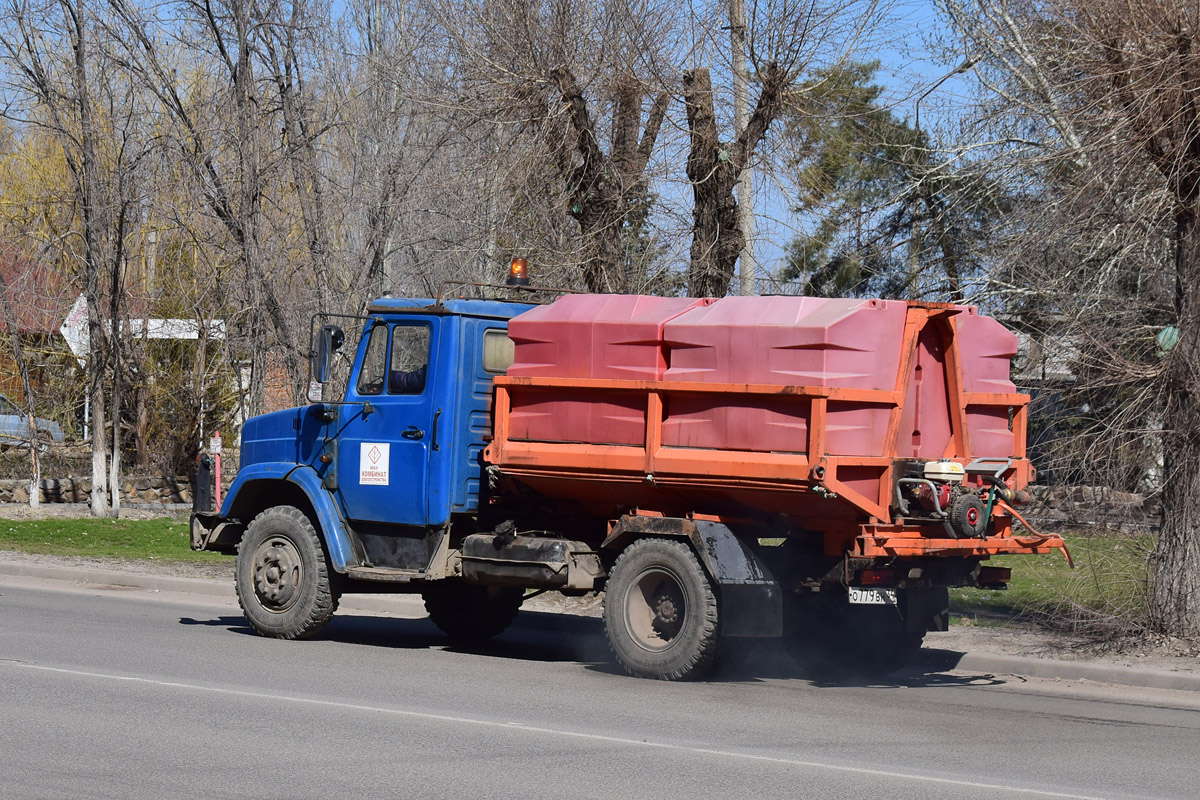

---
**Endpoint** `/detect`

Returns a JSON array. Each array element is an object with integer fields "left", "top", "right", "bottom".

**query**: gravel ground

[
  {"left": 0, "top": 550, "right": 235, "bottom": 581},
  {"left": 0, "top": 502, "right": 188, "bottom": 521}
]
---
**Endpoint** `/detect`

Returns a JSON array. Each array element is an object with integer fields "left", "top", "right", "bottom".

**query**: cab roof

[{"left": 365, "top": 297, "right": 536, "bottom": 320}]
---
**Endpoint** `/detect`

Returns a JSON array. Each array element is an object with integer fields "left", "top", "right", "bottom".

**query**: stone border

[{"left": 0, "top": 475, "right": 195, "bottom": 505}]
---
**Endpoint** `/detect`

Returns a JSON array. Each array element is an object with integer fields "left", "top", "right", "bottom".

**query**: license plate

[{"left": 848, "top": 587, "right": 897, "bottom": 605}]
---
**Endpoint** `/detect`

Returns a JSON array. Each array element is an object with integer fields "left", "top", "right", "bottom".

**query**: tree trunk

[
  {"left": 0, "top": 268, "right": 40, "bottom": 508},
  {"left": 1151, "top": 211, "right": 1200, "bottom": 637},
  {"left": 87, "top": 290, "right": 109, "bottom": 516},
  {"left": 551, "top": 68, "right": 668, "bottom": 294},
  {"left": 134, "top": 384, "right": 150, "bottom": 467},
  {"left": 919, "top": 177, "right": 965, "bottom": 302},
  {"left": 65, "top": 0, "right": 113, "bottom": 517},
  {"left": 684, "top": 68, "right": 741, "bottom": 298},
  {"left": 109, "top": 249, "right": 125, "bottom": 515},
  {"left": 265, "top": 3, "right": 334, "bottom": 316},
  {"left": 730, "top": 0, "right": 755, "bottom": 296},
  {"left": 684, "top": 64, "right": 787, "bottom": 298}
]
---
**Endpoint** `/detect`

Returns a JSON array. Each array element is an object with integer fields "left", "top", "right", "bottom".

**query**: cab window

[
  {"left": 482, "top": 329, "right": 515, "bottom": 374},
  {"left": 356, "top": 324, "right": 388, "bottom": 396},
  {"left": 389, "top": 326, "right": 430, "bottom": 394}
]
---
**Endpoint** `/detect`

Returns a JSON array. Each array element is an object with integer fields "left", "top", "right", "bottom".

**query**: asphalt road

[{"left": 3, "top": 577, "right": 1199, "bottom": 800}]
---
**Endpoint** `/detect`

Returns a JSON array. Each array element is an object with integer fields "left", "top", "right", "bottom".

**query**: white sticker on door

[{"left": 359, "top": 442, "right": 390, "bottom": 485}]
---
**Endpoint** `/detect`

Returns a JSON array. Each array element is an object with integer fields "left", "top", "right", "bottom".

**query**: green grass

[
  {"left": 952, "top": 532, "right": 1153, "bottom": 627},
  {"left": 0, "top": 516, "right": 232, "bottom": 562}
]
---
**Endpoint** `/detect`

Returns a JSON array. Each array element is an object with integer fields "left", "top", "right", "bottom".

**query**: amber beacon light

[{"left": 506, "top": 257, "right": 531, "bottom": 286}]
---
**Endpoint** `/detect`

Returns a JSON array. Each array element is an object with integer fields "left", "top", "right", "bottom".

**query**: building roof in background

[
  {"left": 0, "top": 245, "right": 164, "bottom": 339},
  {"left": 1014, "top": 331, "right": 1078, "bottom": 384},
  {"left": 0, "top": 245, "right": 75, "bottom": 336}
]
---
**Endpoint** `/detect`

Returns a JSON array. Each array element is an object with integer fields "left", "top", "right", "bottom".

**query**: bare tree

[
  {"left": 941, "top": 0, "right": 1200, "bottom": 638},
  {"left": 684, "top": 62, "right": 787, "bottom": 296},
  {"left": 337, "top": 0, "right": 476, "bottom": 302},
  {"left": 258, "top": 0, "right": 338, "bottom": 314},
  {"left": 0, "top": 0, "right": 900, "bottom": 485},
  {"left": 439, "top": 0, "right": 683, "bottom": 293},
  {"left": 0, "top": 254, "right": 43, "bottom": 506},
  {"left": 0, "top": 0, "right": 152, "bottom": 515},
  {"left": 108, "top": 0, "right": 309, "bottom": 413},
  {"left": 682, "top": 0, "right": 882, "bottom": 297},
  {"left": 550, "top": 65, "right": 669, "bottom": 292}
]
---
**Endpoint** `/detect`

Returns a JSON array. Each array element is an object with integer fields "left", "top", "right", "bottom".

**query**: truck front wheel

[
  {"left": 603, "top": 538, "right": 719, "bottom": 680},
  {"left": 236, "top": 505, "right": 342, "bottom": 639}
]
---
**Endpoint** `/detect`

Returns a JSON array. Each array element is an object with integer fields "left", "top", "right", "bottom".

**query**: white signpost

[
  {"left": 59, "top": 293, "right": 226, "bottom": 360},
  {"left": 59, "top": 294, "right": 89, "bottom": 366},
  {"left": 59, "top": 293, "right": 227, "bottom": 438}
]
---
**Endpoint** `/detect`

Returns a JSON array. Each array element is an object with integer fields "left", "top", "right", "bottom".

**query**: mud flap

[
  {"left": 905, "top": 586, "right": 950, "bottom": 633},
  {"left": 691, "top": 521, "right": 782, "bottom": 638}
]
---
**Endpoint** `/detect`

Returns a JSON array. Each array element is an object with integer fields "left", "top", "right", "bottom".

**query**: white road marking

[{"left": 6, "top": 660, "right": 1104, "bottom": 799}]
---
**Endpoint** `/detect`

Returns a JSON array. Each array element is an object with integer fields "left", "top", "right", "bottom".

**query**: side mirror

[{"left": 311, "top": 324, "right": 344, "bottom": 384}]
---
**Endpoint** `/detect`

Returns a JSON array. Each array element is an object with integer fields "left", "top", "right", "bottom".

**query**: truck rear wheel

[
  {"left": 603, "top": 538, "right": 719, "bottom": 681},
  {"left": 422, "top": 582, "right": 524, "bottom": 639},
  {"left": 236, "top": 505, "right": 342, "bottom": 639}
]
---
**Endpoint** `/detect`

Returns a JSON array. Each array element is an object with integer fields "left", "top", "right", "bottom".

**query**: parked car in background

[{"left": 0, "top": 394, "right": 65, "bottom": 447}]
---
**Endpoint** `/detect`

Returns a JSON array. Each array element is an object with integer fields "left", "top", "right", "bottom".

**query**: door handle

[{"left": 401, "top": 427, "right": 424, "bottom": 440}]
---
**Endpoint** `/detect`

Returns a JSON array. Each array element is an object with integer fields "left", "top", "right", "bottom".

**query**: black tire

[
  {"left": 603, "top": 538, "right": 719, "bottom": 681},
  {"left": 786, "top": 592, "right": 924, "bottom": 679},
  {"left": 422, "top": 582, "right": 524, "bottom": 639},
  {"left": 948, "top": 493, "right": 987, "bottom": 538},
  {"left": 236, "top": 505, "right": 342, "bottom": 639}
]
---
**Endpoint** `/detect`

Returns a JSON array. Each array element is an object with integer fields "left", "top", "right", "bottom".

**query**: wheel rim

[
  {"left": 623, "top": 566, "right": 688, "bottom": 652},
  {"left": 251, "top": 535, "right": 303, "bottom": 613}
]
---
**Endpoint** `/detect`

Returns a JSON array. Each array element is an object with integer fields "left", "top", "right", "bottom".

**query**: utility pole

[
  {"left": 910, "top": 55, "right": 980, "bottom": 300},
  {"left": 731, "top": 0, "right": 755, "bottom": 296}
]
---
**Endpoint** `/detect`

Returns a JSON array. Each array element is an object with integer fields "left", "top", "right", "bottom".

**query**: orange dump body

[{"left": 485, "top": 295, "right": 1066, "bottom": 561}]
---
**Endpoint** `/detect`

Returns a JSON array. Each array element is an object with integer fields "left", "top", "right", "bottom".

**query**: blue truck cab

[
  {"left": 194, "top": 297, "right": 532, "bottom": 557},
  {"left": 314, "top": 297, "right": 531, "bottom": 535}
]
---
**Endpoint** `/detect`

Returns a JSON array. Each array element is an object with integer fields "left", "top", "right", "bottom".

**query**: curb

[
  {"left": 961, "top": 652, "right": 1200, "bottom": 692},
  {"left": 4, "top": 559, "right": 1199, "bottom": 693},
  {"left": 916, "top": 648, "right": 1200, "bottom": 693}
]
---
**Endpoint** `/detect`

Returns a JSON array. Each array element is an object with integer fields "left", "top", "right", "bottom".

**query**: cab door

[{"left": 335, "top": 319, "right": 438, "bottom": 525}]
